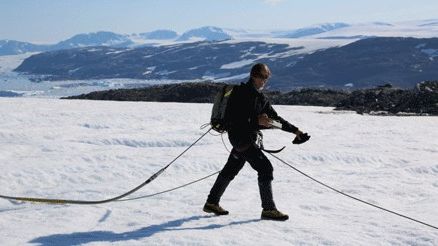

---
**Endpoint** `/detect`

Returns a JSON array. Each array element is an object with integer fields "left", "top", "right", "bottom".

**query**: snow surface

[
  {"left": 220, "top": 59, "right": 255, "bottom": 69},
  {"left": 220, "top": 38, "right": 355, "bottom": 54},
  {"left": 0, "top": 98, "right": 437, "bottom": 245},
  {"left": 310, "top": 20, "right": 438, "bottom": 39},
  {"left": 217, "top": 38, "right": 351, "bottom": 70},
  {"left": 420, "top": 49, "right": 438, "bottom": 59},
  {"left": 0, "top": 53, "right": 36, "bottom": 73},
  {"left": 129, "top": 20, "right": 438, "bottom": 47}
]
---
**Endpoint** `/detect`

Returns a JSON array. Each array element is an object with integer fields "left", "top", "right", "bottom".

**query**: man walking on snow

[{"left": 204, "top": 63, "right": 308, "bottom": 221}]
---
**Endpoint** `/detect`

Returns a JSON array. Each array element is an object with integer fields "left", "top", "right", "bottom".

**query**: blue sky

[{"left": 1, "top": 0, "right": 437, "bottom": 43}]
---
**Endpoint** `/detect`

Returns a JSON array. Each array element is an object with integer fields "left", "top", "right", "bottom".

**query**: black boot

[
  {"left": 261, "top": 209, "right": 289, "bottom": 221},
  {"left": 204, "top": 175, "right": 231, "bottom": 215},
  {"left": 203, "top": 202, "right": 229, "bottom": 215},
  {"left": 258, "top": 181, "right": 289, "bottom": 221}
]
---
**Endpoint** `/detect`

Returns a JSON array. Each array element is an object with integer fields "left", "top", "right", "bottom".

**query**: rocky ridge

[{"left": 63, "top": 81, "right": 438, "bottom": 116}]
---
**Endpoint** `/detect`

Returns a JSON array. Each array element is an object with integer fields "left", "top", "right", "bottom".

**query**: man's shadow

[{"left": 29, "top": 215, "right": 260, "bottom": 246}]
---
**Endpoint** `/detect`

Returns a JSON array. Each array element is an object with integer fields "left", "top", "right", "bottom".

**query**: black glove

[{"left": 292, "top": 132, "right": 311, "bottom": 144}]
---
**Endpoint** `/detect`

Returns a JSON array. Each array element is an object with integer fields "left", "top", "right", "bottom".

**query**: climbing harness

[{"left": 257, "top": 131, "right": 285, "bottom": 153}]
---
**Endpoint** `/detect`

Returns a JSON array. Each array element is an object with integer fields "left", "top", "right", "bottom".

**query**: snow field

[{"left": 0, "top": 98, "right": 437, "bottom": 245}]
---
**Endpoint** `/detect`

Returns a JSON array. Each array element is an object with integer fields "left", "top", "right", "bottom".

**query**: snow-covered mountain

[
  {"left": 177, "top": 26, "right": 232, "bottom": 41},
  {"left": 14, "top": 38, "right": 356, "bottom": 90},
  {"left": 0, "top": 40, "right": 50, "bottom": 56},
  {"left": 2, "top": 20, "right": 438, "bottom": 56},
  {"left": 53, "top": 31, "right": 134, "bottom": 49},
  {"left": 0, "top": 32, "right": 134, "bottom": 56},
  {"left": 312, "top": 19, "right": 438, "bottom": 39},
  {"left": 14, "top": 37, "right": 438, "bottom": 90},
  {"left": 273, "top": 23, "right": 350, "bottom": 38},
  {"left": 4, "top": 20, "right": 438, "bottom": 92},
  {"left": 138, "top": 29, "right": 178, "bottom": 40}
]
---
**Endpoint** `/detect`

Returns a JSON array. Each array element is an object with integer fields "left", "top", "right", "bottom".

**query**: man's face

[
  {"left": 251, "top": 64, "right": 271, "bottom": 90},
  {"left": 253, "top": 75, "right": 269, "bottom": 90}
]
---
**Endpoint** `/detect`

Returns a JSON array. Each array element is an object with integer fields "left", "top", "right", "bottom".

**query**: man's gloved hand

[{"left": 292, "top": 131, "right": 311, "bottom": 144}]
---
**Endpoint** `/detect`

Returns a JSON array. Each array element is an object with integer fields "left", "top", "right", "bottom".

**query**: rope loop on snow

[
  {"left": 0, "top": 128, "right": 213, "bottom": 205},
  {"left": 2, "top": 125, "right": 437, "bottom": 231}
]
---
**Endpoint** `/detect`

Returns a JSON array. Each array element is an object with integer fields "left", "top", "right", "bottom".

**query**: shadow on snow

[{"left": 29, "top": 215, "right": 260, "bottom": 245}]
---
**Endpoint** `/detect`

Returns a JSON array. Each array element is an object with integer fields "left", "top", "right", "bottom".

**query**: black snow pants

[
  {"left": 218, "top": 144, "right": 273, "bottom": 182},
  {"left": 206, "top": 144, "right": 276, "bottom": 210}
]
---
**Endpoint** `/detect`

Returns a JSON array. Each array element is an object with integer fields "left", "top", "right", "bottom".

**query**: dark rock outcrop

[
  {"left": 335, "top": 81, "right": 438, "bottom": 115},
  {"left": 62, "top": 82, "right": 349, "bottom": 107},
  {"left": 64, "top": 81, "right": 438, "bottom": 116},
  {"left": 63, "top": 82, "right": 225, "bottom": 103},
  {"left": 269, "top": 88, "right": 349, "bottom": 106}
]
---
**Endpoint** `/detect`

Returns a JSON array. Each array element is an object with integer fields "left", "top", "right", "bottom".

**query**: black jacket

[{"left": 227, "top": 80, "right": 298, "bottom": 150}]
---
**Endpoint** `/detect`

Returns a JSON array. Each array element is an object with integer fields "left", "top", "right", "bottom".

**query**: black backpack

[{"left": 210, "top": 85, "right": 235, "bottom": 133}]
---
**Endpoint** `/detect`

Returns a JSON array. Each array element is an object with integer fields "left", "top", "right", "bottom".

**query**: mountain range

[
  {"left": 5, "top": 19, "right": 438, "bottom": 91},
  {"left": 0, "top": 32, "right": 133, "bottom": 56},
  {"left": 272, "top": 23, "right": 350, "bottom": 38},
  {"left": 3, "top": 20, "right": 438, "bottom": 56},
  {"left": 15, "top": 37, "right": 438, "bottom": 90}
]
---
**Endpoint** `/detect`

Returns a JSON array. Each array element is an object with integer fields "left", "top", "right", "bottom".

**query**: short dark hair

[{"left": 250, "top": 63, "right": 271, "bottom": 80}]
